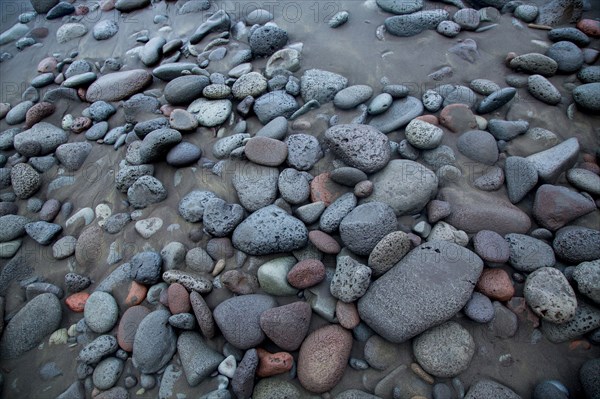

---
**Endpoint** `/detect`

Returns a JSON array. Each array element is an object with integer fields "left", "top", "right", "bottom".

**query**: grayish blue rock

[
  {"left": 368, "top": 96, "right": 423, "bottom": 133},
  {"left": 300, "top": 69, "right": 348, "bottom": 104},
  {"left": 339, "top": 202, "right": 397, "bottom": 256},
  {"left": 177, "top": 331, "right": 225, "bottom": 386},
  {"left": 132, "top": 309, "right": 177, "bottom": 374}
]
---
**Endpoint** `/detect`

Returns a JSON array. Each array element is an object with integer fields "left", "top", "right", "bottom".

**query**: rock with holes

[
  {"left": 324, "top": 124, "right": 390, "bottom": 173},
  {"left": 524, "top": 267, "right": 577, "bottom": 324}
]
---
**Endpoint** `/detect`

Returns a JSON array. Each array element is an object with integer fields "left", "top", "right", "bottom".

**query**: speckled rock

[
  {"left": 524, "top": 267, "right": 577, "bottom": 324},
  {"left": 339, "top": 202, "right": 397, "bottom": 256},
  {"left": 385, "top": 10, "right": 449, "bottom": 37},
  {"left": 510, "top": 53, "right": 558, "bottom": 76},
  {"left": 572, "top": 260, "right": 600, "bottom": 304},
  {"left": 324, "top": 124, "right": 390, "bottom": 173},
  {"left": 177, "top": 331, "right": 224, "bottom": 386},
  {"left": 249, "top": 25, "right": 288, "bottom": 57},
  {"left": 300, "top": 69, "right": 348, "bottom": 104},
  {"left": 11, "top": 163, "right": 41, "bottom": 199},
  {"left": 369, "top": 96, "right": 424, "bottom": 133},
  {"left": 457, "top": 130, "right": 498, "bottom": 165},
  {"left": 528, "top": 74, "right": 561, "bottom": 105},
  {"left": 178, "top": 190, "right": 217, "bottom": 223},
  {"left": 14, "top": 122, "right": 68, "bottom": 157},
  {"left": 368, "top": 231, "right": 412, "bottom": 276},
  {"left": 573, "top": 82, "right": 600, "bottom": 113},
  {"left": 464, "top": 380, "right": 521, "bottom": 399},
  {"left": 232, "top": 161, "right": 279, "bottom": 212},
  {"left": 253, "top": 90, "right": 299, "bottom": 124},
  {"left": 505, "top": 233, "right": 555, "bottom": 272},
  {"left": 405, "top": 119, "right": 443, "bottom": 150},
  {"left": 127, "top": 175, "right": 167, "bottom": 209},
  {"left": 553, "top": 226, "right": 600, "bottom": 264},
  {"left": 334, "top": 85, "right": 374, "bottom": 109},
  {"left": 285, "top": 134, "right": 323, "bottom": 171},
  {"left": 330, "top": 256, "right": 372, "bottom": 302}
]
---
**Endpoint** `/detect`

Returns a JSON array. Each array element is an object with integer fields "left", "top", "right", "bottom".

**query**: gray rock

[
  {"left": 77, "top": 335, "right": 118, "bottom": 365},
  {"left": 254, "top": 378, "right": 300, "bottom": 399},
  {"left": 505, "top": 233, "right": 555, "bottom": 272},
  {"left": 31, "top": 73, "right": 55, "bottom": 89},
  {"left": 127, "top": 175, "right": 167, "bottom": 209},
  {"left": 573, "top": 82, "right": 600, "bottom": 113},
  {"left": 87, "top": 101, "right": 116, "bottom": 122},
  {"left": 524, "top": 267, "right": 577, "bottom": 324},
  {"left": 115, "top": 163, "right": 154, "bottom": 193},
  {"left": 86, "top": 69, "right": 152, "bottom": 102},
  {"left": 24, "top": 221, "right": 61, "bottom": 245},
  {"left": 164, "top": 75, "right": 210, "bottom": 105},
  {"left": 404, "top": 119, "right": 443, "bottom": 150},
  {"left": 132, "top": 309, "right": 177, "bottom": 374},
  {"left": 11, "top": 163, "right": 41, "bottom": 199},
  {"left": 285, "top": 134, "right": 323, "bottom": 170},
  {"left": 249, "top": 25, "right": 288, "bottom": 57},
  {"left": 14, "top": 122, "right": 67, "bottom": 157},
  {"left": 369, "top": 96, "right": 423, "bottom": 133},
  {"left": 169, "top": 313, "right": 196, "bottom": 329},
  {"left": 548, "top": 27, "right": 590, "bottom": 47},
  {"left": 177, "top": 331, "right": 224, "bottom": 386},
  {"left": 533, "top": 381, "right": 568, "bottom": 399},
  {"left": 362, "top": 160, "right": 437, "bottom": 216},
  {"left": 330, "top": 256, "right": 372, "bottom": 302},
  {"left": 413, "top": 321, "right": 475, "bottom": 378},
  {"left": 457, "top": 130, "right": 498, "bottom": 165},
  {"left": 0, "top": 293, "right": 62, "bottom": 358},
  {"left": 325, "top": 124, "right": 390, "bottom": 173},
  {"left": 232, "top": 72, "right": 268, "bottom": 100},
  {"left": 546, "top": 41, "right": 583, "bottom": 73},
  {"left": 56, "top": 381, "right": 85, "bottom": 399},
  {"left": 526, "top": 137, "right": 579, "bottom": 182},
  {"left": 278, "top": 168, "right": 310, "bottom": 204},
  {"left": 376, "top": 0, "right": 423, "bottom": 14},
  {"left": 85, "top": 121, "right": 109, "bottom": 140},
  {"left": 367, "top": 93, "right": 394, "bottom": 115},
  {"left": 505, "top": 156, "right": 538, "bottom": 203},
  {"left": 470, "top": 79, "right": 502, "bottom": 95},
  {"left": 334, "top": 85, "right": 374, "bottom": 109},
  {"left": 514, "top": 5, "right": 538, "bottom": 22},
  {"left": 295, "top": 202, "right": 326, "bottom": 224},
  {"left": 488, "top": 119, "right": 529, "bottom": 141},
  {"left": 246, "top": 8, "right": 274, "bottom": 24},
  {"left": 339, "top": 202, "right": 397, "bottom": 256},
  {"left": 330, "top": 167, "right": 368, "bottom": 187},
  {"left": 92, "top": 357, "right": 123, "bottom": 390},
  {"left": 358, "top": 241, "right": 483, "bottom": 343},
  {"left": 30, "top": 0, "right": 59, "bottom": 13},
  {"left": 385, "top": 10, "right": 449, "bottom": 37},
  {"left": 510, "top": 53, "right": 558, "bottom": 76},
  {"left": 130, "top": 251, "right": 162, "bottom": 284},
  {"left": 578, "top": 66, "right": 600, "bottom": 83},
  {"left": 138, "top": 128, "right": 182, "bottom": 163},
  {"left": 64, "top": 272, "right": 91, "bottom": 292},
  {"left": 56, "top": 23, "right": 88, "bottom": 44},
  {"left": 214, "top": 294, "right": 277, "bottom": 349},
  {"left": 553, "top": 227, "right": 600, "bottom": 264},
  {"left": 140, "top": 37, "right": 166, "bottom": 66},
  {"left": 300, "top": 69, "right": 348, "bottom": 104},
  {"left": 422, "top": 90, "right": 443, "bottom": 112},
  {"left": 93, "top": 20, "right": 119, "bottom": 40},
  {"left": 572, "top": 260, "right": 600, "bottom": 303},
  {"left": 437, "top": 20, "right": 461, "bottom": 37},
  {"left": 178, "top": 190, "right": 217, "bottom": 222},
  {"left": 541, "top": 300, "right": 600, "bottom": 343},
  {"left": 203, "top": 198, "right": 245, "bottom": 237},
  {"left": 179, "top": 0, "right": 210, "bottom": 13},
  {"left": 232, "top": 205, "right": 308, "bottom": 255},
  {"left": 115, "top": 0, "right": 150, "bottom": 12},
  {"left": 152, "top": 62, "right": 198, "bottom": 81},
  {"left": 84, "top": 291, "right": 118, "bottom": 333},
  {"left": 185, "top": 247, "right": 213, "bottom": 272},
  {"left": 232, "top": 161, "right": 279, "bottom": 212},
  {"left": 5, "top": 101, "right": 33, "bottom": 125},
  {"left": 0, "top": 23, "right": 29, "bottom": 46},
  {"left": 566, "top": 168, "right": 600, "bottom": 195},
  {"left": 320, "top": 193, "right": 357, "bottom": 234},
  {"left": 166, "top": 142, "right": 202, "bottom": 166},
  {"left": 528, "top": 74, "right": 561, "bottom": 105},
  {"left": 477, "top": 87, "right": 517, "bottom": 113},
  {"left": 257, "top": 257, "right": 298, "bottom": 296},
  {"left": 64, "top": 60, "right": 92, "bottom": 79},
  {"left": 253, "top": 90, "right": 299, "bottom": 124},
  {"left": 463, "top": 292, "right": 494, "bottom": 323},
  {"left": 453, "top": 8, "right": 480, "bottom": 30},
  {"left": 212, "top": 133, "right": 250, "bottom": 158},
  {"left": 464, "top": 379, "right": 521, "bottom": 399},
  {"left": 580, "top": 358, "right": 600, "bottom": 399},
  {"left": 232, "top": 348, "right": 259, "bottom": 399},
  {"left": 55, "top": 142, "right": 92, "bottom": 171},
  {"left": 256, "top": 116, "right": 288, "bottom": 140}
]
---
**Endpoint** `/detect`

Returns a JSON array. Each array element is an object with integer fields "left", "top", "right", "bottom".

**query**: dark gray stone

[
  {"left": 573, "top": 82, "right": 600, "bottom": 113},
  {"left": 505, "top": 156, "right": 538, "bottom": 204},
  {"left": 553, "top": 226, "right": 600, "bottom": 263},
  {"left": 368, "top": 96, "right": 424, "bottom": 133},
  {"left": 477, "top": 87, "right": 517, "bottom": 114},
  {"left": 253, "top": 90, "right": 299, "bottom": 124},
  {"left": 385, "top": 10, "right": 449, "bottom": 37},
  {"left": 178, "top": 190, "right": 217, "bottom": 222},
  {"left": 177, "top": 331, "right": 224, "bottom": 386},
  {"left": 203, "top": 198, "right": 244, "bottom": 237},
  {"left": 325, "top": 124, "right": 391, "bottom": 173},
  {"left": 14, "top": 122, "right": 68, "bottom": 157},
  {"left": 339, "top": 202, "right": 397, "bottom": 256},
  {"left": 77, "top": 335, "right": 118, "bottom": 365},
  {"left": 320, "top": 193, "right": 357, "bottom": 234},
  {"left": 464, "top": 379, "right": 521, "bottom": 399},
  {"left": 546, "top": 41, "right": 583, "bottom": 73},
  {"left": 132, "top": 309, "right": 177, "bottom": 374},
  {"left": 249, "top": 25, "right": 288, "bottom": 57},
  {"left": 457, "top": 130, "right": 498, "bottom": 165},
  {"left": 25, "top": 221, "right": 61, "bottom": 245},
  {"left": 130, "top": 251, "right": 162, "bottom": 284},
  {"left": 505, "top": 233, "right": 555, "bottom": 272},
  {"left": 164, "top": 75, "right": 210, "bottom": 105},
  {"left": 548, "top": 27, "right": 590, "bottom": 47},
  {"left": 487, "top": 119, "right": 529, "bottom": 141},
  {"left": 127, "top": 175, "right": 167, "bottom": 209},
  {"left": 55, "top": 142, "right": 92, "bottom": 171},
  {"left": 232, "top": 349, "right": 259, "bottom": 399}
]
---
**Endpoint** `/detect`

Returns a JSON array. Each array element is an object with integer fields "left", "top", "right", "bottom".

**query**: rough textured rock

[
  {"left": 524, "top": 267, "right": 577, "bottom": 324},
  {"left": 259, "top": 302, "right": 311, "bottom": 351},
  {"left": 358, "top": 241, "right": 483, "bottom": 343},
  {"left": 532, "top": 184, "right": 595, "bottom": 231},
  {"left": 324, "top": 124, "right": 390, "bottom": 173},
  {"left": 553, "top": 227, "right": 600, "bottom": 264},
  {"left": 300, "top": 69, "right": 348, "bottom": 104},
  {"left": 339, "top": 202, "right": 397, "bottom": 256},
  {"left": 177, "top": 331, "right": 224, "bottom": 386},
  {"left": 572, "top": 260, "right": 600, "bottom": 304},
  {"left": 464, "top": 379, "right": 522, "bottom": 399},
  {"left": 505, "top": 233, "right": 555, "bottom": 272}
]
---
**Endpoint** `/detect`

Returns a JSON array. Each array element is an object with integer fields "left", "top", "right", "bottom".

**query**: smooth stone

[
  {"left": 368, "top": 231, "right": 412, "bottom": 276},
  {"left": 437, "top": 20, "right": 461, "bottom": 37},
  {"left": 254, "top": 379, "right": 300, "bottom": 399},
  {"left": 14, "top": 122, "right": 67, "bottom": 157},
  {"left": 334, "top": 85, "right": 374, "bottom": 109},
  {"left": 115, "top": 0, "right": 150, "bottom": 12},
  {"left": 405, "top": 119, "right": 443, "bottom": 150},
  {"left": 505, "top": 156, "right": 538, "bottom": 203},
  {"left": 212, "top": 133, "right": 250, "bottom": 158},
  {"left": 362, "top": 160, "right": 437, "bottom": 216},
  {"left": 287, "top": 259, "right": 326, "bottom": 289},
  {"left": 329, "top": 10, "right": 349, "bottom": 28},
  {"left": 132, "top": 309, "right": 177, "bottom": 373},
  {"left": 244, "top": 136, "right": 288, "bottom": 167},
  {"left": 300, "top": 69, "right": 348, "bottom": 104},
  {"left": 548, "top": 27, "right": 591, "bottom": 46},
  {"left": 78, "top": 335, "right": 118, "bottom": 365},
  {"left": 385, "top": 10, "right": 449, "bottom": 37},
  {"left": 319, "top": 192, "right": 357, "bottom": 234},
  {"left": 93, "top": 20, "right": 119, "bottom": 40},
  {"left": 86, "top": 69, "right": 152, "bottom": 102},
  {"left": 55, "top": 142, "right": 92, "bottom": 171},
  {"left": 422, "top": 90, "right": 443, "bottom": 112},
  {"left": 256, "top": 116, "right": 288, "bottom": 140},
  {"left": 177, "top": 331, "right": 224, "bottom": 386},
  {"left": 526, "top": 137, "right": 579, "bottom": 182},
  {"left": 528, "top": 74, "right": 561, "bottom": 105},
  {"left": 253, "top": 90, "right": 299, "bottom": 124},
  {"left": 463, "top": 292, "right": 495, "bottom": 323},
  {"left": 457, "top": 130, "right": 498, "bottom": 165},
  {"left": 325, "top": 124, "right": 390, "bottom": 173},
  {"left": 477, "top": 87, "right": 517, "bottom": 113},
  {"left": 5, "top": 101, "right": 33, "bottom": 125},
  {"left": 232, "top": 348, "right": 258, "bottom": 399},
  {"left": 339, "top": 202, "right": 397, "bottom": 256},
  {"left": 232, "top": 161, "right": 279, "bottom": 211},
  {"left": 84, "top": 291, "right": 118, "bottom": 333},
  {"left": 152, "top": 62, "right": 198, "bottom": 81},
  {"left": 358, "top": 241, "right": 483, "bottom": 343},
  {"left": 453, "top": 8, "right": 480, "bottom": 29},
  {"left": 505, "top": 233, "right": 555, "bottom": 272},
  {"left": 166, "top": 142, "right": 202, "bottom": 166},
  {"left": 573, "top": 82, "right": 600, "bottom": 112},
  {"left": 546, "top": 41, "right": 584, "bottom": 73},
  {"left": 213, "top": 294, "right": 277, "bottom": 349},
  {"left": 178, "top": 190, "right": 217, "bottom": 222},
  {"left": 573, "top": 260, "right": 600, "bottom": 303},
  {"left": 514, "top": 4, "right": 538, "bottom": 22},
  {"left": 567, "top": 168, "right": 600, "bottom": 195},
  {"left": 369, "top": 96, "right": 424, "bottom": 133},
  {"left": 164, "top": 75, "right": 210, "bottom": 105},
  {"left": 140, "top": 37, "right": 166, "bottom": 66},
  {"left": 56, "top": 23, "right": 87, "bottom": 44},
  {"left": 257, "top": 257, "right": 298, "bottom": 296},
  {"left": 577, "top": 66, "right": 600, "bottom": 83},
  {"left": 368, "top": 93, "right": 393, "bottom": 115},
  {"left": 532, "top": 184, "right": 595, "bottom": 231},
  {"left": 524, "top": 267, "right": 577, "bottom": 324}
]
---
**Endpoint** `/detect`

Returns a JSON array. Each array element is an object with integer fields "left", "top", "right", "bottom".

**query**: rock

[
  {"left": 256, "top": 348, "right": 293, "bottom": 377},
  {"left": 178, "top": 190, "right": 217, "bottom": 222},
  {"left": 5, "top": 101, "right": 33, "bottom": 125},
  {"left": 86, "top": 69, "right": 153, "bottom": 102},
  {"left": 56, "top": 23, "right": 87, "bottom": 44},
  {"left": 164, "top": 75, "right": 209, "bottom": 105},
  {"left": 0, "top": 293, "right": 62, "bottom": 358},
  {"left": 254, "top": 378, "right": 301, "bottom": 399},
  {"left": 221, "top": 270, "right": 259, "bottom": 295},
  {"left": 548, "top": 27, "right": 590, "bottom": 46},
  {"left": 567, "top": 168, "right": 600, "bottom": 195},
  {"left": 476, "top": 268, "right": 515, "bottom": 301},
  {"left": 324, "top": 124, "right": 390, "bottom": 173},
  {"left": 78, "top": 335, "right": 118, "bottom": 364},
  {"left": 84, "top": 291, "right": 118, "bottom": 334},
  {"left": 244, "top": 136, "right": 288, "bottom": 167},
  {"left": 0, "top": 215, "right": 30, "bottom": 242},
  {"left": 203, "top": 198, "right": 244, "bottom": 237},
  {"left": 505, "top": 233, "right": 555, "bottom": 272},
  {"left": 232, "top": 161, "right": 279, "bottom": 212},
  {"left": 578, "top": 66, "right": 600, "bottom": 84},
  {"left": 177, "top": 331, "right": 224, "bottom": 386},
  {"left": 95, "top": 387, "right": 128, "bottom": 399},
  {"left": 369, "top": 96, "right": 424, "bottom": 133},
  {"left": 368, "top": 231, "right": 412, "bottom": 276},
  {"left": 334, "top": 85, "right": 374, "bottom": 109},
  {"left": 278, "top": 168, "right": 310, "bottom": 205},
  {"left": 580, "top": 358, "right": 600, "bottom": 399},
  {"left": 524, "top": 267, "right": 577, "bottom": 324},
  {"left": 259, "top": 302, "right": 311, "bottom": 351},
  {"left": 232, "top": 72, "right": 268, "bottom": 99},
  {"left": 232, "top": 205, "right": 308, "bottom": 255},
  {"left": 93, "top": 357, "right": 123, "bottom": 390},
  {"left": 127, "top": 175, "right": 167, "bottom": 209},
  {"left": 464, "top": 292, "right": 495, "bottom": 323},
  {"left": 140, "top": 37, "right": 166, "bottom": 66},
  {"left": 553, "top": 227, "right": 600, "bottom": 264},
  {"left": 477, "top": 87, "right": 517, "bottom": 114},
  {"left": 453, "top": 8, "right": 480, "bottom": 30},
  {"left": 510, "top": 53, "right": 558, "bottom": 76},
  {"left": 541, "top": 300, "right": 600, "bottom": 343},
  {"left": 214, "top": 294, "right": 277, "bottom": 349},
  {"left": 456, "top": 130, "right": 498, "bottom": 165},
  {"left": 504, "top": 156, "right": 538, "bottom": 203},
  {"left": 300, "top": 69, "right": 348, "bottom": 104},
  {"left": 117, "top": 305, "right": 150, "bottom": 351},
  {"left": 572, "top": 260, "right": 600, "bottom": 303},
  {"left": 358, "top": 241, "right": 483, "bottom": 342},
  {"left": 253, "top": 90, "right": 299, "bottom": 124},
  {"left": 25, "top": 102, "right": 55, "bottom": 128},
  {"left": 437, "top": 20, "right": 461, "bottom": 37},
  {"left": 14, "top": 122, "right": 67, "bottom": 157},
  {"left": 30, "top": 0, "right": 59, "bottom": 13},
  {"left": 257, "top": 257, "right": 298, "bottom": 296},
  {"left": 526, "top": 137, "right": 579, "bottom": 182},
  {"left": 546, "top": 41, "right": 583, "bottom": 73},
  {"left": 528, "top": 74, "right": 561, "bottom": 105},
  {"left": 514, "top": 5, "right": 538, "bottom": 22},
  {"left": 24, "top": 221, "right": 61, "bottom": 245},
  {"left": 532, "top": 184, "right": 595, "bottom": 231},
  {"left": 297, "top": 325, "right": 352, "bottom": 393},
  {"left": 330, "top": 256, "right": 372, "bottom": 302},
  {"left": 405, "top": 119, "right": 443, "bottom": 150},
  {"left": 232, "top": 349, "right": 259, "bottom": 399},
  {"left": 75, "top": 225, "right": 103, "bottom": 267},
  {"left": 11, "top": 163, "right": 41, "bottom": 199},
  {"left": 464, "top": 379, "right": 521, "bottom": 399},
  {"left": 188, "top": 98, "right": 232, "bottom": 127},
  {"left": 573, "top": 82, "right": 600, "bottom": 113},
  {"left": 413, "top": 321, "right": 475, "bottom": 378},
  {"left": 286, "top": 134, "right": 323, "bottom": 171},
  {"left": 132, "top": 309, "right": 177, "bottom": 374},
  {"left": 55, "top": 142, "right": 92, "bottom": 171},
  {"left": 93, "top": 20, "right": 119, "bottom": 40},
  {"left": 115, "top": 0, "right": 150, "bottom": 12},
  {"left": 362, "top": 160, "right": 437, "bottom": 216},
  {"left": 385, "top": 10, "right": 449, "bottom": 37},
  {"left": 319, "top": 192, "right": 356, "bottom": 233},
  {"left": 472, "top": 230, "right": 510, "bottom": 264},
  {"left": 287, "top": 259, "right": 326, "bottom": 289},
  {"left": 190, "top": 291, "right": 215, "bottom": 339},
  {"left": 249, "top": 25, "right": 288, "bottom": 56},
  {"left": 363, "top": 334, "right": 399, "bottom": 370},
  {"left": 339, "top": 202, "right": 397, "bottom": 255},
  {"left": 376, "top": 0, "right": 423, "bottom": 14},
  {"left": 166, "top": 142, "right": 202, "bottom": 166}
]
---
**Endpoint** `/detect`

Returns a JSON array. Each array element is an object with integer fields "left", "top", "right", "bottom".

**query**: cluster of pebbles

[{"left": 0, "top": 0, "right": 599, "bottom": 398}]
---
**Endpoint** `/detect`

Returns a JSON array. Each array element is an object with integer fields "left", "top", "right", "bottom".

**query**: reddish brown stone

[
  {"left": 580, "top": 162, "right": 600, "bottom": 175},
  {"left": 71, "top": 117, "right": 92, "bottom": 133},
  {"left": 476, "top": 268, "right": 514, "bottom": 302},
  {"left": 117, "top": 305, "right": 151, "bottom": 352},
  {"left": 506, "top": 296, "right": 540, "bottom": 328},
  {"left": 0, "top": 103, "right": 10, "bottom": 119},
  {"left": 125, "top": 281, "right": 147, "bottom": 307},
  {"left": 190, "top": 291, "right": 215, "bottom": 339},
  {"left": 354, "top": 180, "right": 373, "bottom": 198},
  {"left": 65, "top": 292, "right": 89, "bottom": 312},
  {"left": 259, "top": 302, "right": 311, "bottom": 351},
  {"left": 308, "top": 230, "right": 340, "bottom": 254},
  {"left": 336, "top": 301, "right": 360, "bottom": 329},
  {"left": 310, "top": 172, "right": 351, "bottom": 206},
  {"left": 168, "top": 283, "right": 190, "bottom": 314},
  {"left": 25, "top": 102, "right": 55, "bottom": 128},
  {"left": 533, "top": 184, "right": 596, "bottom": 231},
  {"left": 416, "top": 115, "right": 439, "bottom": 125},
  {"left": 38, "top": 57, "right": 57, "bottom": 73},
  {"left": 287, "top": 259, "right": 326, "bottom": 289},
  {"left": 77, "top": 88, "right": 87, "bottom": 101},
  {"left": 29, "top": 27, "right": 49, "bottom": 39},
  {"left": 505, "top": 52, "right": 518, "bottom": 66},
  {"left": 439, "top": 104, "right": 477, "bottom": 133},
  {"left": 582, "top": 153, "right": 596, "bottom": 163},
  {"left": 256, "top": 348, "right": 294, "bottom": 377},
  {"left": 577, "top": 19, "right": 600, "bottom": 37},
  {"left": 221, "top": 270, "right": 259, "bottom": 295}
]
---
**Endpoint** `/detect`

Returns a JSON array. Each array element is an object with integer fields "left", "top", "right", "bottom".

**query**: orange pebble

[
  {"left": 256, "top": 348, "right": 294, "bottom": 377},
  {"left": 65, "top": 292, "right": 90, "bottom": 312},
  {"left": 125, "top": 281, "right": 148, "bottom": 307},
  {"left": 569, "top": 339, "right": 592, "bottom": 351}
]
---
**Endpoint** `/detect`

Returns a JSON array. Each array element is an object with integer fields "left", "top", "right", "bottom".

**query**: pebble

[
  {"left": 166, "top": 142, "right": 201, "bottom": 166},
  {"left": 297, "top": 325, "right": 352, "bottom": 393},
  {"left": 339, "top": 202, "right": 397, "bottom": 255},
  {"left": 376, "top": 0, "right": 423, "bottom": 14},
  {"left": 214, "top": 294, "right": 277, "bottom": 349},
  {"left": 528, "top": 74, "right": 561, "bottom": 105},
  {"left": 453, "top": 8, "right": 480, "bottom": 30},
  {"left": 553, "top": 226, "right": 600, "bottom": 264},
  {"left": 504, "top": 156, "right": 538, "bottom": 203},
  {"left": 232, "top": 72, "right": 268, "bottom": 99},
  {"left": 117, "top": 306, "right": 150, "bottom": 351},
  {"left": 422, "top": 90, "right": 443, "bottom": 112},
  {"left": 177, "top": 331, "right": 224, "bottom": 386},
  {"left": 477, "top": 87, "right": 517, "bottom": 113},
  {"left": 437, "top": 20, "right": 461, "bottom": 37},
  {"left": 86, "top": 69, "right": 152, "bottom": 102},
  {"left": 257, "top": 257, "right": 298, "bottom": 296},
  {"left": 510, "top": 53, "right": 558, "bottom": 76},
  {"left": 232, "top": 348, "right": 259, "bottom": 399},
  {"left": 385, "top": 10, "right": 449, "bottom": 37},
  {"left": 532, "top": 184, "right": 595, "bottom": 231},
  {"left": 572, "top": 260, "right": 600, "bottom": 303},
  {"left": 56, "top": 23, "right": 87, "bottom": 44},
  {"left": 330, "top": 256, "right": 372, "bottom": 302},
  {"left": 256, "top": 116, "right": 288, "bottom": 139},
  {"left": 84, "top": 291, "right": 118, "bottom": 333},
  {"left": 476, "top": 268, "right": 515, "bottom": 301},
  {"left": 190, "top": 291, "right": 215, "bottom": 339},
  {"left": 573, "top": 82, "right": 600, "bottom": 112},
  {"left": 6, "top": 100, "right": 33, "bottom": 125},
  {"left": 541, "top": 300, "right": 600, "bottom": 343},
  {"left": 253, "top": 90, "right": 299, "bottom": 124},
  {"left": 11, "top": 163, "right": 41, "bottom": 199},
  {"left": 244, "top": 136, "right": 288, "bottom": 166},
  {"left": 580, "top": 359, "right": 600, "bottom": 399},
  {"left": 472, "top": 230, "right": 510, "bottom": 263},
  {"left": 464, "top": 379, "right": 521, "bottom": 399},
  {"left": 178, "top": 190, "right": 217, "bottom": 222},
  {"left": 369, "top": 96, "right": 424, "bottom": 133},
  {"left": 93, "top": 20, "right": 119, "bottom": 40},
  {"left": 24, "top": 221, "right": 61, "bottom": 245},
  {"left": 308, "top": 230, "right": 340, "bottom": 254},
  {"left": 514, "top": 5, "right": 538, "bottom": 22},
  {"left": 127, "top": 175, "right": 167, "bottom": 209},
  {"left": 130, "top": 251, "right": 162, "bottom": 284},
  {"left": 249, "top": 25, "right": 288, "bottom": 56},
  {"left": 203, "top": 198, "right": 244, "bottom": 237},
  {"left": 505, "top": 233, "right": 555, "bottom": 272},
  {"left": 254, "top": 379, "right": 300, "bottom": 399},
  {"left": 278, "top": 169, "right": 310, "bottom": 205},
  {"left": 232, "top": 162, "right": 279, "bottom": 211},
  {"left": 164, "top": 75, "right": 209, "bottom": 105},
  {"left": 546, "top": 41, "right": 583, "bottom": 73},
  {"left": 463, "top": 292, "right": 494, "bottom": 323},
  {"left": 334, "top": 85, "right": 373, "bottom": 109},
  {"left": 300, "top": 69, "right": 348, "bottom": 104},
  {"left": 524, "top": 267, "right": 577, "bottom": 324},
  {"left": 132, "top": 309, "right": 177, "bottom": 373},
  {"left": 405, "top": 119, "right": 443, "bottom": 150},
  {"left": 325, "top": 124, "right": 390, "bottom": 173},
  {"left": 368, "top": 93, "right": 393, "bottom": 115},
  {"left": 0, "top": 293, "right": 62, "bottom": 358},
  {"left": 93, "top": 357, "right": 123, "bottom": 390},
  {"left": 55, "top": 142, "right": 92, "bottom": 171},
  {"left": 577, "top": 66, "right": 600, "bottom": 84},
  {"left": 548, "top": 27, "right": 590, "bottom": 47},
  {"left": 188, "top": 98, "right": 232, "bottom": 127},
  {"left": 358, "top": 241, "right": 482, "bottom": 343},
  {"left": 364, "top": 334, "right": 400, "bottom": 370},
  {"left": 368, "top": 230, "right": 412, "bottom": 276},
  {"left": 413, "top": 321, "right": 475, "bottom": 378},
  {"left": 287, "top": 259, "right": 326, "bottom": 289},
  {"left": 336, "top": 301, "right": 360, "bottom": 329},
  {"left": 488, "top": 119, "right": 529, "bottom": 141}
]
